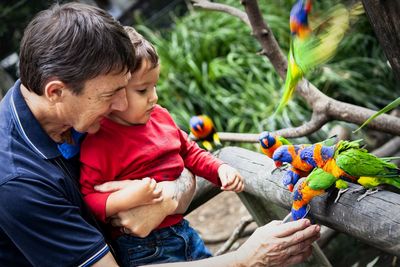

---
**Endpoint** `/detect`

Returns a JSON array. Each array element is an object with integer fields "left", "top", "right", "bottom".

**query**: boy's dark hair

[
  {"left": 124, "top": 26, "right": 159, "bottom": 73},
  {"left": 19, "top": 3, "right": 135, "bottom": 95}
]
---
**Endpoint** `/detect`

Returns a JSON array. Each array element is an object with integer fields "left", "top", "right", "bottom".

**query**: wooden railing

[{"left": 188, "top": 147, "right": 400, "bottom": 259}]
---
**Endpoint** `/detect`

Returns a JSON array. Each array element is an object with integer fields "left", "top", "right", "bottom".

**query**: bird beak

[
  {"left": 262, "top": 139, "right": 269, "bottom": 147},
  {"left": 275, "top": 161, "right": 282, "bottom": 168},
  {"left": 287, "top": 184, "right": 294, "bottom": 192}
]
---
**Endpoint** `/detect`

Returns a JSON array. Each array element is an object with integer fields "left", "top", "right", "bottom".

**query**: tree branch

[{"left": 192, "top": 0, "right": 250, "bottom": 26}]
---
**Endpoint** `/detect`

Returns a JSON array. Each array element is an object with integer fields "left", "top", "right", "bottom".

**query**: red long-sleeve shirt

[{"left": 80, "top": 105, "right": 223, "bottom": 229}]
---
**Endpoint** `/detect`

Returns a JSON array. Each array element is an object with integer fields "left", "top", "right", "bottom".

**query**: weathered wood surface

[
  {"left": 361, "top": 0, "right": 400, "bottom": 81},
  {"left": 190, "top": 146, "right": 400, "bottom": 257}
]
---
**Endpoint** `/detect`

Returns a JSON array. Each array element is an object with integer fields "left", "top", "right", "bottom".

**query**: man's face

[{"left": 63, "top": 71, "right": 130, "bottom": 134}]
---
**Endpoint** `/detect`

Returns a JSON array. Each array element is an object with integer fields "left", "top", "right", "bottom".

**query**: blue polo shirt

[{"left": 0, "top": 81, "right": 109, "bottom": 266}]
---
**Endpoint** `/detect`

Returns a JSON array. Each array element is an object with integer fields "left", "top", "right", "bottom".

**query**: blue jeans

[{"left": 112, "top": 219, "right": 212, "bottom": 267}]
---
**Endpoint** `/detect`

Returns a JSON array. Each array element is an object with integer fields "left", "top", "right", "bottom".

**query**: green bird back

[
  {"left": 307, "top": 168, "right": 337, "bottom": 190},
  {"left": 336, "top": 149, "right": 400, "bottom": 178}
]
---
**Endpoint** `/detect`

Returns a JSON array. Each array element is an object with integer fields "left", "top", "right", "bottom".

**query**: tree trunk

[{"left": 361, "top": 0, "right": 400, "bottom": 81}]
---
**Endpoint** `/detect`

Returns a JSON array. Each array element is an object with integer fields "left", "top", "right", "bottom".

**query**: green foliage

[
  {"left": 0, "top": 1, "right": 51, "bottom": 59},
  {"left": 134, "top": 0, "right": 396, "bottom": 143}
]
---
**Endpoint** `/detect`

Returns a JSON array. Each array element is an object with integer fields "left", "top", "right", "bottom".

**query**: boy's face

[
  {"left": 109, "top": 60, "right": 159, "bottom": 125},
  {"left": 62, "top": 71, "right": 130, "bottom": 134}
]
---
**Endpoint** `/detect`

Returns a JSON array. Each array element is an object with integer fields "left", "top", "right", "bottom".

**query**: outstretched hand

[
  {"left": 218, "top": 164, "right": 244, "bottom": 192},
  {"left": 235, "top": 219, "right": 320, "bottom": 267}
]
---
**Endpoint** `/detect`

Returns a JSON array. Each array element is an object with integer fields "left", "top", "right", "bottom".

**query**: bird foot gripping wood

[
  {"left": 357, "top": 188, "right": 380, "bottom": 201},
  {"left": 334, "top": 188, "right": 350, "bottom": 203}
]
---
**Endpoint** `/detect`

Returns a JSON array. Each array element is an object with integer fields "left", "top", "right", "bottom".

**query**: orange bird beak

[
  {"left": 275, "top": 161, "right": 282, "bottom": 168},
  {"left": 287, "top": 184, "right": 294, "bottom": 192}
]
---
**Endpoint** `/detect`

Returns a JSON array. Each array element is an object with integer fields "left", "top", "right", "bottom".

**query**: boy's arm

[
  {"left": 104, "top": 178, "right": 163, "bottom": 218},
  {"left": 98, "top": 168, "right": 195, "bottom": 237},
  {"left": 178, "top": 129, "right": 223, "bottom": 185}
]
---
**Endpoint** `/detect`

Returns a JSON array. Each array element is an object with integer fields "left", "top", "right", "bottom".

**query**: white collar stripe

[
  {"left": 78, "top": 244, "right": 109, "bottom": 267},
  {"left": 10, "top": 95, "right": 47, "bottom": 159}
]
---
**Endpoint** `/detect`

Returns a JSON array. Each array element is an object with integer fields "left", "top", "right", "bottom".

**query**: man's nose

[{"left": 111, "top": 89, "right": 128, "bottom": 111}]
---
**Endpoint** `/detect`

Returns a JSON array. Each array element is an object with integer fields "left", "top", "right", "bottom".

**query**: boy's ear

[{"left": 44, "top": 80, "right": 67, "bottom": 102}]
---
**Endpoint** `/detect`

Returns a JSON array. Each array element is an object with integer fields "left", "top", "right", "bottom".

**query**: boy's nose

[{"left": 150, "top": 87, "right": 158, "bottom": 103}]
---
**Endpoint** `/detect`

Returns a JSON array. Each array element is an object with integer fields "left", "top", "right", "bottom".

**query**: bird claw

[
  {"left": 357, "top": 188, "right": 379, "bottom": 201},
  {"left": 351, "top": 187, "right": 366, "bottom": 194},
  {"left": 334, "top": 188, "right": 349, "bottom": 203}
]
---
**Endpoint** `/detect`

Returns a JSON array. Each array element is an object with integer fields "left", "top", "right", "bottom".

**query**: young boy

[{"left": 79, "top": 26, "right": 244, "bottom": 267}]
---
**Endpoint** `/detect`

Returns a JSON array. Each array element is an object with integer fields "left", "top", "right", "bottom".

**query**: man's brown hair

[
  {"left": 124, "top": 26, "right": 159, "bottom": 73},
  {"left": 19, "top": 3, "right": 135, "bottom": 95}
]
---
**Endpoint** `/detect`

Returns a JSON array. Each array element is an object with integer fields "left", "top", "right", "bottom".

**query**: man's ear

[{"left": 44, "top": 80, "right": 67, "bottom": 102}]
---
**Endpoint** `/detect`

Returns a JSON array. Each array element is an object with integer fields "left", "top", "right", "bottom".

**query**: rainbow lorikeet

[
  {"left": 274, "top": 0, "right": 357, "bottom": 114},
  {"left": 300, "top": 140, "right": 400, "bottom": 199},
  {"left": 354, "top": 97, "right": 400, "bottom": 133},
  {"left": 270, "top": 136, "right": 338, "bottom": 191},
  {"left": 189, "top": 115, "right": 221, "bottom": 151},
  {"left": 258, "top": 132, "right": 309, "bottom": 192},
  {"left": 258, "top": 131, "right": 291, "bottom": 158},
  {"left": 272, "top": 144, "right": 313, "bottom": 192},
  {"left": 291, "top": 168, "right": 336, "bottom": 220}
]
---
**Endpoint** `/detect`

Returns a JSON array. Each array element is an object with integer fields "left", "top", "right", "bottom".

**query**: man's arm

[
  {"left": 144, "top": 219, "right": 320, "bottom": 267},
  {"left": 169, "top": 168, "right": 196, "bottom": 214},
  {"left": 92, "top": 252, "right": 119, "bottom": 267},
  {"left": 95, "top": 168, "right": 196, "bottom": 237}
]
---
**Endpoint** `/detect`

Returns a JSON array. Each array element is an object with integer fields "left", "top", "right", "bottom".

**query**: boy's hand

[
  {"left": 217, "top": 164, "right": 244, "bottom": 192},
  {"left": 136, "top": 178, "right": 163, "bottom": 205}
]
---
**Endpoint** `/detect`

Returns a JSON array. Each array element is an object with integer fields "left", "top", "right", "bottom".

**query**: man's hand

[{"left": 234, "top": 219, "right": 320, "bottom": 267}]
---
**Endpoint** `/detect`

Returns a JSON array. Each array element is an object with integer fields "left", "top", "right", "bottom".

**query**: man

[{"left": 0, "top": 3, "right": 319, "bottom": 266}]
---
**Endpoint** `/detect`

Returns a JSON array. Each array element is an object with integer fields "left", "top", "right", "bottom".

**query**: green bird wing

[
  {"left": 274, "top": 41, "right": 304, "bottom": 115},
  {"left": 319, "top": 135, "right": 338, "bottom": 146},
  {"left": 336, "top": 149, "right": 399, "bottom": 178},
  {"left": 334, "top": 139, "right": 364, "bottom": 158},
  {"left": 293, "top": 4, "right": 350, "bottom": 74},
  {"left": 306, "top": 168, "right": 337, "bottom": 190},
  {"left": 278, "top": 136, "right": 292, "bottom": 146}
]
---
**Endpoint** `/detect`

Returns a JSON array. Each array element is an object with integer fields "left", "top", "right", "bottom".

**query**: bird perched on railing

[
  {"left": 291, "top": 168, "right": 335, "bottom": 220},
  {"left": 274, "top": 0, "right": 361, "bottom": 114},
  {"left": 258, "top": 131, "right": 291, "bottom": 158},
  {"left": 291, "top": 152, "right": 400, "bottom": 220},
  {"left": 261, "top": 133, "right": 337, "bottom": 191},
  {"left": 189, "top": 115, "right": 221, "bottom": 151},
  {"left": 272, "top": 144, "right": 313, "bottom": 191},
  {"left": 300, "top": 139, "right": 400, "bottom": 200}
]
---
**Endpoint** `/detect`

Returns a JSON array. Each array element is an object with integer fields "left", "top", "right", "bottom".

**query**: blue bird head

[
  {"left": 189, "top": 116, "right": 204, "bottom": 133},
  {"left": 272, "top": 145, "right": 293, "bottom": 168},
  {"left": 282, "top": 169, "right": 301, "bottom": 192},
  {"left": 291, "top": 205, "right": 309, "bottom": 221},
  {"left": 259, "top": 131, "right": 276, "bottom": 149},
  {"left": 299, "top": 145, "right": 317, "bottom": 167},
  {"left": 290, "top": 0, "right": 312, "bottom": 37}
]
